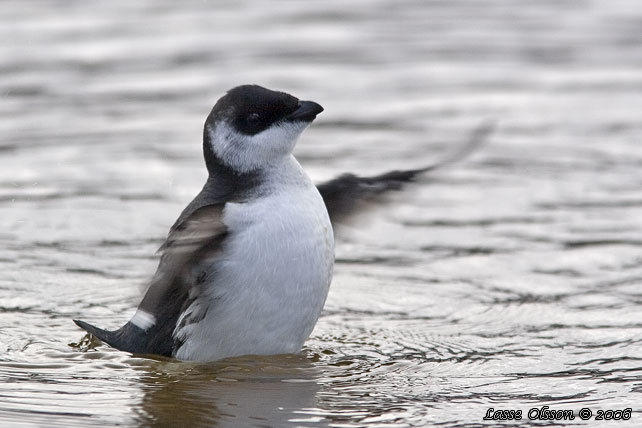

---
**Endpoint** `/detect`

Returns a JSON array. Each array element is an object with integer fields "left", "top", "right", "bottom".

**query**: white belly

[{"left": 174, "top": 159, "right": 334, "bottom": 362}]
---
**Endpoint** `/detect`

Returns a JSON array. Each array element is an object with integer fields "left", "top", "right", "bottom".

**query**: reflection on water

[
  {"left": 136, "top": 356, "right": 325, "bottom": 428},
  {"left": 1, "top": 0, "right": 642, "bottom": 426}
]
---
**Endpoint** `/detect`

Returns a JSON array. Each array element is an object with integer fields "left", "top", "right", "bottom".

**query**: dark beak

[{"left": 286, "top": 100, "right": 324, "bottom": 122}]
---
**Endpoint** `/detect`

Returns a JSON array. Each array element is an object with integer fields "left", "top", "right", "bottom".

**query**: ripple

[{"left": 2, "top": 0, "right": 642, "bottom": 426}]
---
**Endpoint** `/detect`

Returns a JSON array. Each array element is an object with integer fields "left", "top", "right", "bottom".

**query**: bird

[{"left": 74, "top": 84, "right": 492, "bottom": 362}]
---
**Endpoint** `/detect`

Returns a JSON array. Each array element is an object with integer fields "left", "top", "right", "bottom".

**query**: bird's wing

[
  {"left": 317, "top": 121, "right": 494, "bottom": 224},
  {"left": 139, "top": 203, "right": 227, "bottom": 315},
  {"left": 75, "top": 203, "right": 228, "bottom": 356}
]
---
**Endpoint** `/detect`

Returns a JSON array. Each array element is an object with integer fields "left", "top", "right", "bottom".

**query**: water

[{"left": 1, "top": 0, "right": 641, "bottom": 426}]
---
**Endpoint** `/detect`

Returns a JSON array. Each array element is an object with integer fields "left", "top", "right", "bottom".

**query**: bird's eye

[{"left": 247, "top": 113, "right": 261, "bottom": 123}]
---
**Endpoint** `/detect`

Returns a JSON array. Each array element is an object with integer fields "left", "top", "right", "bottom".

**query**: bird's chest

[{"left": 211, "top": 188, "right": 334, "bottom": 311}]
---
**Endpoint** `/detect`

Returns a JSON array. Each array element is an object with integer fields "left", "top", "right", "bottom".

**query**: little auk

[{"left": 74, "top": 84, "right": 491, "bottom": 362}]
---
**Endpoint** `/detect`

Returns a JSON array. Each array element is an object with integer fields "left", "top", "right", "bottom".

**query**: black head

[
  {"left": 202, "top": 85, "right": 324, "bottom": 174},
  {"left": 207, "top": 85, "right": 323, "bottom": 136}
]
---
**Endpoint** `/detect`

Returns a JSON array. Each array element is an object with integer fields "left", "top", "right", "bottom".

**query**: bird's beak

[{"left": 286, "top": 100, "right": 324, "bottom": 122}]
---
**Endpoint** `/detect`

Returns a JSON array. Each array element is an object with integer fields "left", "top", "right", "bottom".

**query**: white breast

[{"left": 174, "top": 156, "right": 334, "bottom": 362}]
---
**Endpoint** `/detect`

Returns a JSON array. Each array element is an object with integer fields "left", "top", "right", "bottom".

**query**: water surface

[{"left": 1, "top": 0, "right": 641, "bottom": 426}]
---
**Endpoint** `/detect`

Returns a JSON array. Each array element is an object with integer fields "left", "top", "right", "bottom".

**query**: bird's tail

[
  {"left": 73, "top": 319, "right": 120, "bottom": 349},
  {"left": 73, "top": 317, "right": 175, "bottom": 357}
]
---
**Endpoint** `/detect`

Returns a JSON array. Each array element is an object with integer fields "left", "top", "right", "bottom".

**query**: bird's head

[{"left": 204, "top": 85, "right": 324, "bottom": 174}]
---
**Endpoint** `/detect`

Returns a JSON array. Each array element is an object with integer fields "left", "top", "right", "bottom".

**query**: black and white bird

[{"left": 74, "top": 84, "right": 490, "bottom": 362}]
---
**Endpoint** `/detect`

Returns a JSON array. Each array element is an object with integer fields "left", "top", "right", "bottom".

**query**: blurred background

[{"left": 1, "top": 1, "right": 641, "bottom": 427}]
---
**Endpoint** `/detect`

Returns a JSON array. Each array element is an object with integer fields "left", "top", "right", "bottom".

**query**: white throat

[{"left": 207, "top": 121, "right": 310, "bottom": 173}]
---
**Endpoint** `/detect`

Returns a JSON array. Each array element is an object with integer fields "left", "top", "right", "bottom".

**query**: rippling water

[{"left": 1, "top": 0, "right": 641, "bottom": 427}]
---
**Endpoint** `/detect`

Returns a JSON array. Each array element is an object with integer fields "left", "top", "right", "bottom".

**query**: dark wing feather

[
  {"left": 139, "top": 204, "right": 227, "bottom": 315},
  {"left": 73, "top": 145, "right": 261, "bottom": 357},
  {"left": 317, "top": 121, "right": 494, "bottom": 224},
  {"left": 74, "top": 204, "right": 227, "bottom": 357}
]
